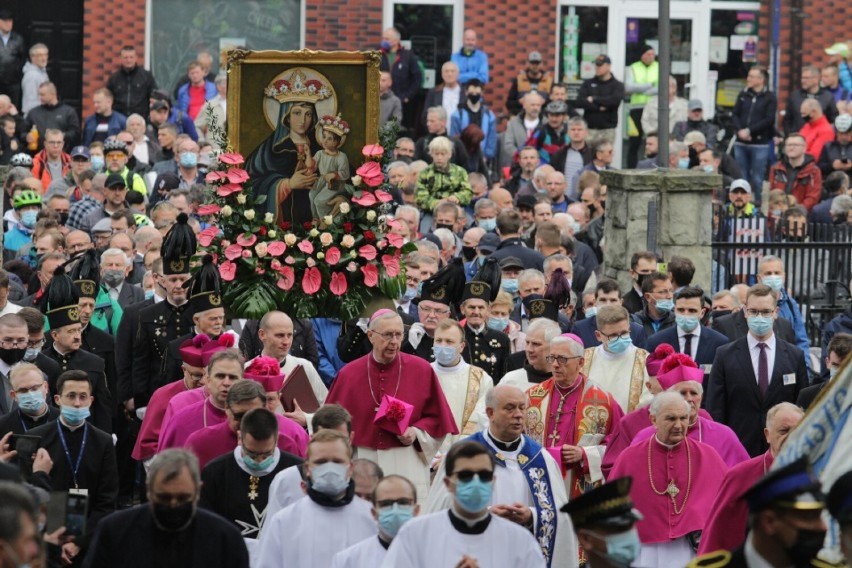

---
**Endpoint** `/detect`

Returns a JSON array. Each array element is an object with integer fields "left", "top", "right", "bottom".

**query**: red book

[{"left": 278, "top": 365, "right": 320, "bottom": 413}]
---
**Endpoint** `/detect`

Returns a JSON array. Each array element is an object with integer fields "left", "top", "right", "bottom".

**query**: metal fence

[{"left": 711, "top": 216, "right": 852, "bottom": 347}]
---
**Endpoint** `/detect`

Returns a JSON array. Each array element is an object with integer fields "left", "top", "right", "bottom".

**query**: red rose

[
  {"left": 303, "top": 222, "right": 314, "bottom": 230},
  {"left": 343, "top": 222, "right": 354, "bottom": 232},
  {"left": 258, "top": 227, "right": 268, "bottom": 236},
  {"left": 279, "top": 221, "right": 292, "bottom": 231},
  {"left": 364, "top": 230, "right": 376, "bottom": 243}
]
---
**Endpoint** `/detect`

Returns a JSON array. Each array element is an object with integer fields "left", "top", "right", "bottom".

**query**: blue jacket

[
  {"left": 451, "top": 49, "right": 489, "bottom": 84},
  {"left": 776, "top": 288, "right": 811, "bottom": 366},
  {"left": 4, "top": 225, "right": 32, "bottom": 256},
  {"left": 450, "top": 106, "right": 498, "bottom": 160},
  {"left": 176, "top": 80, "right": 217, "bottom": 116},
  {"left": 82, "top": 112, "right": 127, "bottom": 146},
  {"left": 167, "top": 108, "right": 199, "bottom": 141},
  {"left": 311, "top": 317, "right": 345, "bottom": 386}
]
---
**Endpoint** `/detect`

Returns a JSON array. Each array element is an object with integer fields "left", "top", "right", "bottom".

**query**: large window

[
  {"left": 149, "top": 0, "right": 303, "bottom": 94},
  {"left": 558, "top": 5, "right": 609, "bottom": 91},
  {"left": 710, "top": 9, "right": 760, "bottom": 108},
  {"left": 392, "top": 3, "right": 456, "bottom": 89}
]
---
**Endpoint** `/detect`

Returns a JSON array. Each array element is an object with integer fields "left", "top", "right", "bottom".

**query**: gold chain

[{"left": 647, "top": 437, "right": 692, "bottom": 515}]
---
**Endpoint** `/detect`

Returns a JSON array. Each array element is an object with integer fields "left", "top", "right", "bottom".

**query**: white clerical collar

[
  {"left": 596, "top": 344, "right": 634, "bottom": 361},
  {"left": 744, "top": 533, "right": 775, "bottom": 568},
  {"left": 467, "top": 324, "right": 486, "bottom": 335},
  {"left": 233, "top": 446, "right": 281, "bottom": 477},
  {"left": 434, "top": 359, "right": 466, "bottom": 373},
  {"left": 653, "top": 435, "right": 681, "bottom": 450},
  {"left": 451, "top": 506, "right": 490, "bottom": 526}
]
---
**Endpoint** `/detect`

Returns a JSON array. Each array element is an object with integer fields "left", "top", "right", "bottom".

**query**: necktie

[
  {"left": 757, "top": 342, "right": 769, "bottom": 396},
  {"left": 109, "top": 288, "right": 119, "bottom": 301},
  {"left": 683, "top": 334, "right": 694, "bottom": 358}
]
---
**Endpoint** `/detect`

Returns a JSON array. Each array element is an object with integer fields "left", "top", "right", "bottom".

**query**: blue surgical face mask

[
  {"left": 747, "top": 315, "right": 773, "bottom": 337},
  {"left": 585, "top": 306, "right": 598, "bottom": 318},
  {"left": 487, "top": 316, "right": 509, "bottom": 332},
  {"left": 60, "top": 405, "right": 91, "bottom": 425},
  {"left": 20, "top": 210, "right": 38, "bottom": 229},
  {"left": 589, "top": 527, "right": 642, "bottom": 567},
  {"left": 378, "top": 503, "right": 415, "bottom": 538},
  {"left": 310, "top": 462, "right": 350, "bottom": 496},
  {"left": 501, "top": 278, "right": 518, "bottom": 294},
  {"left": 432, "top": 345, "right": 460, "bottom": 366},
  {"left": 477, "top": 218, "right": 496, "bottom": 232},
  {"left": 762, "top": 275, "right": 784, "bottom": 292},
  {"left": 243, "top": 453, "right": 275, "bottom": 472},
  {"left": 606, "top": 335, "right": 633, "bottom": 354},
  {"left": 380, "top": 40, "right": 392, "bottom": 51},
  {"left": 179, "top": 152, "right": 198, "bottom": 168},
  {"left": 400, "top": 287, "right": 417, "bottom": 303},
  {"left": 654, "top": 298, "right": 674, "bottom": 314},
  {"left": 702, "top": 165, "right": 715, "bottom": 174},
  {"left": 16, "top": 389, "right": 45, "bottom": 414},
  {"left": 829, "top": 367, "right": 839, "bottom": 379},
  {"left": 417, "top": 281, "right": 424, "bottom": 296},
  {"left": 675, "top": 314, "right": 700, "bottom": 332},
  {"left": 677, "top": 157, "right": 690, "bottom": 169},
  {"left": 144, "top": 289, "right": 155, "bottom": 300},
  {"left": 23, "top": 347, "right": 40, "bottom": 362},
  {"left": 454, "top": 475, "right": 493, "bottom": 514},
  {"left": 90, "top": 156, "right": 105, "bottom": 172}
]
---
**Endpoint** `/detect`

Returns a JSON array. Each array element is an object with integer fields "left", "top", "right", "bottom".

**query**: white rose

[
  {"left": 346, "top": 261, "right": 358, "bottom": 272},
  {"left": 221, "top": 205, "right": 233, "bottom": 217},
  {"left": 339, "top": 202, "right": 351, "bottom": 214},
  {"left": 341, "top": 235, "right": 355, "bottom": 248},
  {"left": 265, "top": 212, "right": 274, "bottom": 223},
  {"left": 323, "top": 215, "right": 333, "bottom": 226},
  {"left": 319, "top": 232, "right": 334, "bottom": 247},
  {"left": 366, "top": 210, "right": 376, "bottom": 222},
  {"left": 317, "top": 252, "right": 325, "bottom": 259},
  {"left": 306, "top": 257, "right": 316, "bottom": 267},
  {"left": 349, "top": 250, "right": 357, "bottom": 258},
  {"left": 351, "top": 175, "right": 362, "bottom": 187},
  {"left": 309, "top": 228, "right": 320, "bottom": 238},
  {"left": 236, "top": 194, "right": 247, "bottom": 204},
  {"left": 268, "top": 230, "right": 277, "bottom": 238},
  {"left": 244, "top": 209, "right": 256, "bottom": 221},
  {"left": 284, "top": 234, "right": 298, "bottom": 246}
]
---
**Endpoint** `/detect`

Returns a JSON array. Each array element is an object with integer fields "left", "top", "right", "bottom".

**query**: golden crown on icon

[
  {"left": 265, "top": 69, "right": 332, "bottom": 104},
  {"left": 319, "top": 114, "right": 350, "bottom": 137}
]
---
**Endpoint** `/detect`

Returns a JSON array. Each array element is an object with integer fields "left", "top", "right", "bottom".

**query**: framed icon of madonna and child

[{"left": 227, "top": 50, "right": 381, "bottom": 226}]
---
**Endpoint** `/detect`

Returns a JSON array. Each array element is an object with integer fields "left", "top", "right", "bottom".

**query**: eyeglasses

[
  {"left": 454, "top": 469, "right": 494, "bottom": 483},
  {"left": 106, "top": 152, "right": 126, "bottom": 160},
  {"left": 27, "top": 338, "right": 45, "bottom": 349},
  {"left": 418, "top": 306, "right": 450, "bottom": 316},
  {"left": 377, "top": 498, "right": 415, "bottom": 508},
  {"left": 599, "top": 332, "right": 630, "bottom": 341},
  {"left": 545, "top": 355, "right": 581, "bottom": 365},
  {"left": 372, "top": 331, "right": 404, "bottom": 341},
  {"left": 745, "top": 309, "right": 774, "bottom": 317},
  {"left": 0, "top": 339, "right": 28, "bottom": 348}
]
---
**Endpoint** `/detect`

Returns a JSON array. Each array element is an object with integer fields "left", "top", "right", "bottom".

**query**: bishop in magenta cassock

[
  {"left": 697, "top": 401, "right": 805, "bottom": 555},
  {"left": 324, "top": 310, "right": 458, "bottom": 502},
  {"left": 158, "top": 348, "right": 244, "bottom": 451},
  {"left": 524, "top": 335, "right": 623, "bottom": 498},
  {"left": 628, "top": 353, "right": 749, "bottom": 468},
  {"left": 132, "top": 334, "right": 227, "bottom": 463},
  {"left": 609, "top": 391, "right": 726, "bottom": 568}
]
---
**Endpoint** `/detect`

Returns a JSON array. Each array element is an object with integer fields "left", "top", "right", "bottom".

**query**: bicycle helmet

[
  {"left": 103, "top": 137, "right": 128, "bottom": 155},
  {"left": 835, "top": 113, "right": 852, "bottom": 134},
  {"left": 133, "top": 213, "right": 153, "bottom": 228},
  {"left": 13, "top": 189, "right": 42, "bottom": 209},
  {"left": 10, "top": 153, "right": 33, "bottom": 167}
]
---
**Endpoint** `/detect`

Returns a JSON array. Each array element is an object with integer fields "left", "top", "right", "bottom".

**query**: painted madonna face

[{"left": 287, "top": 104, "right": 315, "bottom": 135}]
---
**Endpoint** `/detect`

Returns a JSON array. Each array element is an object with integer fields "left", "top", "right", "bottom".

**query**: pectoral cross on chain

[
  {"left": 666, "top": 480, "right": 680, "bottom": 498},
  {"left": 548, "top": 431, "right": 561, "bottom": 444}
]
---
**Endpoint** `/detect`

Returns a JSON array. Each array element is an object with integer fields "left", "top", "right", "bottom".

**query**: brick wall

[
  {"left": 81, "top": 0, "right": 147, "bottom": 117},
  {"left": 304, "top": 0, "right": 384, "bottom": 51}
]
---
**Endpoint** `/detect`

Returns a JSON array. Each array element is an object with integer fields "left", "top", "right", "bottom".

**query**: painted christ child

[{"left": 310, "top": 114, "right": 351, "bottom": 220}]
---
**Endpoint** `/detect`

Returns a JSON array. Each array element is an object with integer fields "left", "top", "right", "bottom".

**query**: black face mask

[
  {"left": 396, "top": 156, "right": 412, "bottom": 165},
  {"left": 786, "top": 528, "right": 827, "bottom": 568},
  {"left": 710, "top": 309, "right": 732, "bottom": 321},
  {"left": 435, "top": 223, "right": 454, "bottom": 232},
  {"left": 635, "top": 273, "right": 651, "bottom": 288},
  {"left": 151, "top": 502, "right": 196, "bottom": 532},
  {"left": 0, "top": 347, "right": 26, "bottom": 365},
  {"left": 59, "top": 212, "right": 69, "bottom": 225},
  {"left": 467, "top": 93, "right": 482, "bottom": 104},
  {"left": 587, "top": 204, "right": 597, "bottom": 217},
  {"left": 461, "top": 246, "right": 477, "bottom": 262}
]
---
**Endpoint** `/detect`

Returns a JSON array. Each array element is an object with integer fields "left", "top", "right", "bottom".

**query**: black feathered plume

[
  {"left": 471, "top": 257, "right": 501, "bottom": 302},
  {"left": 160, "top": 212, "right": 197, "bottom": 275},
  {"left": 184, "top": 254, "right": 221, "bottom": 297},
  {"left": 545, "top": 268, "right": 572, "bottom": 309},
  {"left": 42, "top": 265, "right": 79, "bottom": 314}
]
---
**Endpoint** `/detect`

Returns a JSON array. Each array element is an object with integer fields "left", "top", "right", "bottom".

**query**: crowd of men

[{"left": 0, "top": 10, "right": 850, "bottom": 568}]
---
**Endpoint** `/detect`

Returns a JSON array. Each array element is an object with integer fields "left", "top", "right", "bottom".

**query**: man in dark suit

[
  {"left": 645, "top": 286, "right": 730, "bottom": 370},
  {"left": 488, "top": 210, "right": 546, "bottom": 271},
  {"left": 706, "top": 284, "right": 808, "bottom": 457},
  {"left": 100, "top": 248, "right": 146, "bottom": 310},
  {"left": 796, "top": 333, "right": 851, "bottom": 409},
  {"left": 16, "top": 308, "right": 62, "bottom": 398},
  {"left": 711, "top": 305, "right": 796, "bottom": 344},
  {"left": 572, "top": 278, "right": 646, "bottom": 348},
  {"left": 622, "top": 251, "right": 659, "bottom": 314}
]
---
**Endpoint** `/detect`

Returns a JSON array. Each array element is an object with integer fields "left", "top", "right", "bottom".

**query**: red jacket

[
  {"left": 768, "top": 155, "right": 823, "bottom": 211},
  {"left": 31, "top": 149, "right": 71, "bottom": 190},
  {"left": 800, "top": 115, "right": 835, "bottom": 162}
]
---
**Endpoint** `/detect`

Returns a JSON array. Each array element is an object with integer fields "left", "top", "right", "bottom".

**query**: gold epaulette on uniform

[{"left": 686, "top": 550, "right": 732, "bottom": 568}]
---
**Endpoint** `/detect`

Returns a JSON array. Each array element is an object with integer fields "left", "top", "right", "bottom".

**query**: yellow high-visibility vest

[{"left": 629, "top": 60, "right": 659, "bottom": 105}]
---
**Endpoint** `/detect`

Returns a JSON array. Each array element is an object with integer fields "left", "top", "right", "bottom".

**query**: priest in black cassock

[
  {"left": 200, "top": 407, "right": 302, "bottom": 559},
  {"left": 29, "top": 369, "right": 118, "bottom": 565},
  {"left": 82, "top": 449, "right": 249, "bottom": 568},
  {"left": 40, "top": 268, "right": 113, "bottom": 432}
]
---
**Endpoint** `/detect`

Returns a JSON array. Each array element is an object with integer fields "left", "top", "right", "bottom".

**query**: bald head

[
  {"left": 489, "top": 187, "right": 514, "bottom": 211},
  {"left": 485, "top": 384, "right": 525, "bottom": 410},
  {"left": 258, "top": 311, "right": 294, "bottom": 360},
  {"left": 765, "top": 402, "right": 804, "bottom": 456}
]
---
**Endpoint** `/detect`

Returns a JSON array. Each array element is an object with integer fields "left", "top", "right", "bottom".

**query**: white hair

[
  {"left": 649, "top": 391, "right": 690, "bottom": 417},
  {"left": 549, "top": 335, "right": 584, "bottom": 357},
  {"left": 367, "top": 311, "right": 402, "bottom": 331},
  {"left": 527, "top": 318, "right": 561, "bottom": 341},
  {"left": 518, "top": 269, "right": 545, "bottom": 286},
  {"left": 100, "top": 248, "right": 129, "bottom": 266}
]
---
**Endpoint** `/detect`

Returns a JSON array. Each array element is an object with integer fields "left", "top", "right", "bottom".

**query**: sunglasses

[{"left": 454, "top": 469, "right": 494, "bottom": 483}]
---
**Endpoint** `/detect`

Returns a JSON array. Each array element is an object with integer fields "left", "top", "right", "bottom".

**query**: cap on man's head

[
  {"left": 687, "top": 99, "right": 703, "bottom": 112},
  {"left": 0, "top": 9, "right": 13, "bottom": 20},
  {"left": 150, "top": 100, "right": 169, "bottom": 112},
  {"left": 561, "top": 477, "right": 643, "bottom": 529},
  {"left": 683, "top": 131, "right": 706, "bottom": 146},
  {"left": 528, "top": 51, "right": 543, "bottom": 63},
  {"left": 545, "top": 101, "right": 568, "bottom": 115},
  {"left": 825, "top": 42, "right": 850, "bottom": 59},
  {"left": 151, "top": 89, "right": 171, "bottom": 103},
  {"left": 640, "top": 44, "right": 655, "bottom": 55},
  {"left": 499, "top": 256, "right": 525, "bottom": 271},
  {"left": 477, "top": 233, "right": 500, "bottom": 254},
  {"left": 105, "top": 173, "right": 127, "bottom": 189},
  {"left": 516, "top": 194, "right": 537, "bottom": 210},
  {"left": 834, "top": 113, "right": 852, "bottom": 133},
  {"left": 156, "top": 172, "right": 181, "bottom": 193},
  {"left": 730, "top": 179, "right": 752, "bottom": 194},
  {"left": 91, "top": 217, "right": 113, "bottom": 235},
  {"left": 745, "top": 458, "right": 824, "bottom": 513},
  {"left": 70, "top": 146, "right": 90, "bottom": 160},
  {"left": 594, "top": 55, "right": 612, "bottom": 66}
]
